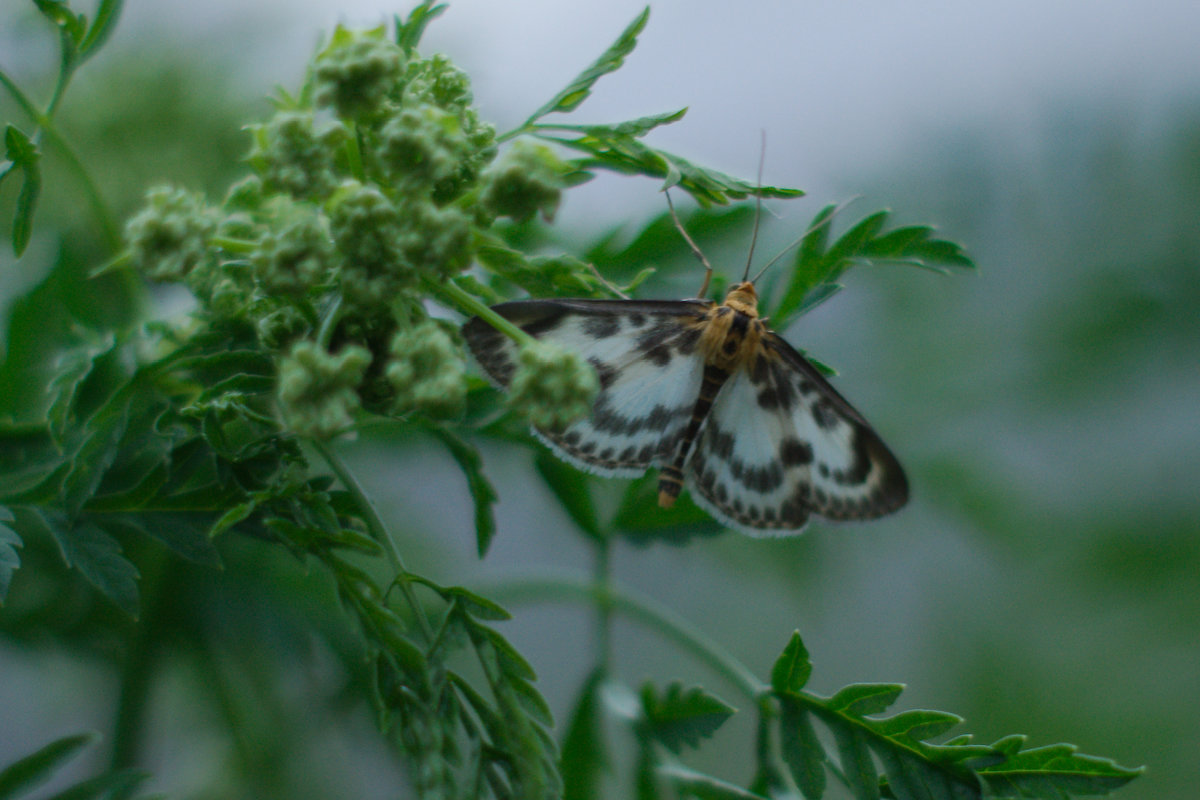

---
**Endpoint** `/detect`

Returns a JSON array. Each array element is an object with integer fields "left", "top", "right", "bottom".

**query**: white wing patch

[
  {"left": 463, "top": 300, "right": 709, "bottom": 476},
  {"left": 686, "top": 341, "right": 908, "bottom": 536}
]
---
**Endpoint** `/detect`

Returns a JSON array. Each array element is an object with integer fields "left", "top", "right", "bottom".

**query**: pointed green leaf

[
  {"left": 43, "top": 767, "right": 148, "bottom": 800},
  {"left": 0, "top": 732, "right": 99, "bottom": 800},
  {"left": 394, "top": 0, "right": 446, "bottom": 53},
  {"left": 516, "top": 7, "right": 650, "bottom": 130},
  {"left": 873, "top": 709, "right": 962, "bottom": 743},
  {"left": 420, "top": 423, "right": 497, "bottom": 557},
  {"left": 827, "top": 683, "right": 905, "bottom": 717},
  {"left": 534, "top": 108, "right": 688, "bottom": 139},
  {"left": 534, "top": 448, "right": 602, "bottom": 540},
  {"left": 639, "top": 681, "right": 735, "bottom": 755},
  {"left": 4, "top": 125, "right": 41, "bottom": 257},
  {"left": 778, "top": 696, "right": 826, "bottom": 799},
  {"left": 770, "top": 631, "right": 813, "bottom": 695},
  {"left": 0, "top": 508, "right": 21, "bottom": 603},
  {"left": 659, "top": 764, "right": 770, "bottom": 800},
  {"left": 78, "top": 0, "right": 125, "bottom": 61},
  {"left": 562, "top": 668, "right": 609, "bottom": 800}
]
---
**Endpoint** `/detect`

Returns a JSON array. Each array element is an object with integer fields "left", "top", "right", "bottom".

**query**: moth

[{"left": 463, "top": 197, "right": 908, "bottom": 536}]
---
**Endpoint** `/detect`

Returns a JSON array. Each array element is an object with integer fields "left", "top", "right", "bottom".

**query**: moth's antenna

[
  {"left": 748, "top": 197, "right": 849, "bottom": 284},
  {"left": 741, "top": 130, "right": 767, "bottom": 283},
  {"left": 666, "top": 189, "right": 715, "bottom": 299}
]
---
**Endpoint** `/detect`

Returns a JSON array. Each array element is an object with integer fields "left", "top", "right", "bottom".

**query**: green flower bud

[
  {"left": 328, "top": 180, "right": 412, "bottom": 304},
  {"left": 376, "top": 107, "right": 460, "bottom": 194},
  {"left": 405, "top": 54, "right": 473, "bottom": 112},
  {"left": 256, "top": 303, "right": 311, "bottom": 350},
  {"left": 506, "top": 339, "right": 598, "bottom": 431},
  {"left": 249, "top": 112, "right": 340, "bottom": 200},
  {"left": 480, "top": 142, "right": 569, "bottom": 223},
  {"left": 277, "top": 341, "right": 371, "bottom": 438},
  {"left": 314, "top": 26, "right": 405, "bottom": 121},
  {"left": 252, "top": 200, "right": 335, "bottom": 295},
  {"left": 394, "top": 199, "right": 472, "bottom": 282},
  {"left": 125, "top": 185, "right": 218, "bottom": 281},
  {"left": 223, "top": 174, "right": 265, "bottom": 211},
  {"left": 386, "top": 320, "right": 466, "bottom": 418}
]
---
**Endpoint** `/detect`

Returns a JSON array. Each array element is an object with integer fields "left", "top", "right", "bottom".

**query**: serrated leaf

[
  {"left": 48, "top": 512, "right": 140, "bottom": 616},
  {"left": 46, "top": 334, "right": 118, "bottom": 444},
  {"left": 658, "top": 764, "right": 770, "bottom": 800},
  {"left": 977, "top": 743, "right": 1143, "bottom": 798},
  {"left": 827, "top": 683, "right": 905, "bottom": 717},
  {"left": 0, "top": 732, "right": 99, "bottom": 799},
  {"left": 534, "top": 448, "right": 602, "bottom": 540},
  {"left": 428, "top": 426, "right": 496, "bottom": 556},
  {"left": 95, "top": 511, "right": 222, "bottom": 567},
  {"left": 0, "top": 508, "right": 21, "bottom": 603},
  {"left": 770, "top": 631, "right": 813, "bottom": 695},
  {"left": 515, "top": 7, "right": 650, "bottom": 130},
  {"left": 562, "top": 668, "right": 609, "bottom": 800},
  {"left": 778, "top": 696, "right": 826, "bottom": 800},
  {"left": 770, "top": 207, "right": 972, "bottom": 327},
  {"left": 830, "top": 726, "right": 880, "bottom": 800},
  {"left": 639, "top": 681, "right": 735, "bottom": 754}
]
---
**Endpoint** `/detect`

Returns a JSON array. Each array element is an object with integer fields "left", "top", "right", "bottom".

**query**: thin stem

[
  {"left": 592, "top": 540, "right": 613, "bottom": 674},
  {"left": 424, "top": 275, "right": 534, "bottom": 346},
  {"left": 490, "top": 573, "right": 766, "bottom": 702},
  {"left": 110, "top": 547, "right": 171, "bottom": 770},
  {"left": 311, "top": 438, "right": 436, "bottom": 644}
]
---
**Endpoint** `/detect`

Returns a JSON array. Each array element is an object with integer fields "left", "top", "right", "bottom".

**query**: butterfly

[{"left": 462, "top": 196, "right": 908, "bottom": 536}]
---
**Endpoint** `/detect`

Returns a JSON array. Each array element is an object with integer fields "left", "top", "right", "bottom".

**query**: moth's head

[{"left": 723, "top": 281, "right": 759, "bottom": 317}]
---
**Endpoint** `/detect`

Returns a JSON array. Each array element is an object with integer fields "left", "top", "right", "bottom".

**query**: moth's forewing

[{"left": 463, "top": 299, "right": 712, "bottom": 476}]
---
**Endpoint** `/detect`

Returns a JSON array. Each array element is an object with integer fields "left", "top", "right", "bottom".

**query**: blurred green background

[{"left": 1, "top": 2, "right": 1197, "bottom": 799}]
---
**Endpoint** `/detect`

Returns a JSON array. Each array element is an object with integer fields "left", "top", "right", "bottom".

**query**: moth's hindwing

[
  {"left": 684, "top": 333, "right": 908, "bottom": 535},
  {"left": 463, "top": 299, "right": 713, "bottom": 476}
]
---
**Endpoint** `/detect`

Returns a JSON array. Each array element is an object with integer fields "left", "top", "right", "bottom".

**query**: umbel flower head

[{"left": 506, "top": 339, "right": 599, "bottom": 432}]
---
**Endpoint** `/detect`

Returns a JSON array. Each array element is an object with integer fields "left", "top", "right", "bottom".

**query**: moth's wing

[
  {"left": 463, "top": 298, "right": 713, "bottom": 477},
  {"left": 685, "top": 334, "right": 908, "bottom": 535}
]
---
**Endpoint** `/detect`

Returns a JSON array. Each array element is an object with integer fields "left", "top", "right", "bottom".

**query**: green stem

[
  {"left": 110, "top": 547, "right": 172, "bottom": 770},
  {"left": 312, "top": 438, "right": 436, "bottom": 644},
  {"left": 0, "top": 65, "right": 121, "bottom": 254},
  {"left": 490, "top": 573, "right": 766, "bottom": 702},
  {"left": 424, "top": 275, "right": 533, "bottom": 345},
  {"left": 592, "top": 540, "right": 613, "bottom": 674},
  {"left": 315, "top": 294, "right": 343, "bottom": 350},
  {"left": 345, "top": 121, "right": 366, "bottom": 182}
]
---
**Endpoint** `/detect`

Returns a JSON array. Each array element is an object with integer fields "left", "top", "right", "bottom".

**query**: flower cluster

[
  {"left": 506, "top": 340, "right": 599, "bottom": 431},
  {"left": 121, "top": 20, "right": 582, "bottom": 441}
]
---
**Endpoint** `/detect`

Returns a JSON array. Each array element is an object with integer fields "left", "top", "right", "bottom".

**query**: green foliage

[
  {"left": 0, "top": 732, "right": 149, "bottom": 800},
  {"left": 0, "top": 2, "right": 1143, "bottom": 799}
]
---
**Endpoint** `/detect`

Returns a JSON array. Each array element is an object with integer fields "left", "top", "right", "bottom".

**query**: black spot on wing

[{"left": 583, "top": 315, "right": 621, "bottom": 338}]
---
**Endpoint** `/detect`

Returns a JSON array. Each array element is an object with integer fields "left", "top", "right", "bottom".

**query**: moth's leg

[{"left": 665, "top": 189, "right": 715, "bottom": 300}]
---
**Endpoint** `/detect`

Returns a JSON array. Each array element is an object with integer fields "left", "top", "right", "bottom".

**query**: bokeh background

[{"left": 1, "top": 1, "right": 1197, "bottom": 798}]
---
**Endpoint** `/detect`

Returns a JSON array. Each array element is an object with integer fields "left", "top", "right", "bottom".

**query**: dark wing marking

[
  {"left": 685, "top": 333, "right": 907, "bottom": 535},
  {"left": 463, "top": 298, "right": 713, "bottom": 476}
]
